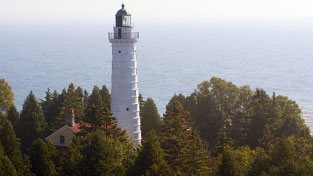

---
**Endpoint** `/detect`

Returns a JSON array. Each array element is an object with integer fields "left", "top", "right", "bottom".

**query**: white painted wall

[{"left": 109, "top": 26, "right": 141, "bottom": 145}]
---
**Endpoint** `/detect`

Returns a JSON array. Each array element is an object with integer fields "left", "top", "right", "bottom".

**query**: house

[{"left": 46, "top": 108, "right": 81, "bottom": 149}]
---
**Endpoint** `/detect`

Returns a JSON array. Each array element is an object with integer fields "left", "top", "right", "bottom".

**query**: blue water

[{"left": 0, "top": 21, "right": 313, "bottom": 130}]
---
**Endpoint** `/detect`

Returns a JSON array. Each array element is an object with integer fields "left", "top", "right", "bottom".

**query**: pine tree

[
  {"left": 141, "top": 98, "right": 161, "bottom": 138},
  {"left": 42, "top": 89, "right": 59, "bottom": 130},
  {"left": 82, "top": 105, "right": 127, "bottom": 141},
  {"left": 0, "top": 118, "right": 32, "bottom": 176},
  {"left": 0, "top": 145, "right": 18, "bottom": 176},
  {"left": 131, "top": 130, "right": 171, "bottom": 176},
  {"left": 30, "top": 139, "right": 57, "bottom": 176},
  {"left": 161, "top": 99, "right": 212, "bottom": 175},
  {"left": 160, "top": 100, "right": 190, "bottom": 174},
  {"left": 7, "top": 105, "right": 20, "bottom": 131},
  {"left": 87, "top": 86, "right": 103, "bottom": 108},
  {"left": 53, "top": 84, "right": 85, "bottom": 130},
  {"left": 78, "top": 130, "right": 135, "bottom": 176},
  {"left": 19, "top": 91, "right": 47, "bottom": 152},
  {"left": 100, "top": 85, "right": 111, "bottom": 110},
  {"left": 186, "top": 129, "right": 212, "bottom": 176},
  {"left": 214, "top": 126, "right": 233, "bottom": 155},
  {"left": 139, "top": 94, "right": 145, "bottom": 115}
]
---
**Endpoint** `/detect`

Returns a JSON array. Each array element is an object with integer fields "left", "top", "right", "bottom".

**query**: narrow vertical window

[{"left": 60, "top": 135, "right": 65, "bottom": 144}]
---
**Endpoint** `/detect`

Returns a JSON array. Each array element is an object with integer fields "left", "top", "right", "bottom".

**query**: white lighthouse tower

[{"left": 109, "top": 4, "right": 141, "bottom": 145}]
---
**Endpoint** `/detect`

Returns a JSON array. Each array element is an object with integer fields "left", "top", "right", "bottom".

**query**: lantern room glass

[{"left": 122, "top": 15, "right": 131, "bottom": 27}]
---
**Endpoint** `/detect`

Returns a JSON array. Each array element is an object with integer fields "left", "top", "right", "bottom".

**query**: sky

[{"left": 1, "top": 0, "right": 313, "bottom": 23}]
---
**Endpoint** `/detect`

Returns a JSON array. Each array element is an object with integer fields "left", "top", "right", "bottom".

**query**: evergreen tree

[
  {"left": 30, "top": 139, "right": 57, "bottom": 176},
  {"left": 53, "top": 84, "right": 85, "bottom": 130},
  {"left": 160, "top": 100, "right": 190, "bottom": 174},
  {"left": 141, "top": 98, "right": 161, "bottom": 138},
  {"left": 0, "top": 118, "right": 32, "bottom": 176},
  {"left": 131, "top": 130, "right": 171, "bottom": 176},
  {"left": 0, "top": 78, "right": 14, "bottom": 113},
  {"left": 100, "top": 85, "right": 111, "bottom": 110},
  {"left": 19, "top": 91, "right": 47, "bottom": 152},
  {"left": 139, "top": 94, "right": 145, "bottom": 116},
  {"left": 214, "top": 126, "right": 233, "bottom": 155},
  {"left": 267, "top": 136, "right": 313, "bottom": 176},
  {"left": 217, "top": 146, "right": 254, "bottom": 176},
  {"left": 0, "top": 145, "right": 18, "bottom": 176},
  {"left": 60, "top": 137, "right": 82, "bottom": 176},
  {"left": 78, "top": 130, "right": 135, "bottom": 176},
  {"left": 87, "top": 86, "right": 103, "bottom": 108},
  {"left": 82, "top": 105, "right": 127, "bottom": 141},
  {"left": 161, "top": 100, "right": 211, "bottom": 175},
  {"left": 7, "top": 105, "right": 20, "bottom": 131},
  {"left": 42, "top": 89, "right": 59, "bottom": 130},
  {"left": 186, "top": 129, "right": 213, "bottom": 176}
]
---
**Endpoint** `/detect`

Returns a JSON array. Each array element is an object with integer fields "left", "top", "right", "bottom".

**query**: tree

[
  {"left": 160, "top": 100, "right": 191, "bottom": 175},
  {"left": 82, "top": 105, "right": 127, "bottom": 141},
  {"left": 0, "top": 78, "right": 14, "bottom": 113},
  {"left": 141, "top": 98, "right": 161, "bottom": 138},
  {"left": 217, "top": 146, "right": 254, "bottom": 176},
  {"left": 19, "top": 91, "right": 47, "bottom": 152},
  {"left": 60, "top": 137, "right": 82, "bottom": 176},
  {"left": 87, "top": 86, "right": 103, "bottom": 108},
  {"left": 41, "top": 89, "right": 59, "bottom": 130},
  {"left": 7, "top": 105, "right": 20, "bottom": 131},
  {"left": 161, "top": 99, "right": 211, "bottom": 175},
  {"left": 247, "top": 89, "right": 271, "bottom": 148},
  {"left": 53, "top": 84, "right": 85, "bottom": 130},
  {"left": 131, "top": 130, "right": 171, "bottom": 176},
  {"left": 0, "top": 118, "right": 32, "bottom": 176},
  {"left": 78, "top": 130, "right": 135, "bottom": 176},
  {"left": 30, "top": 139, "right": 57, "bottom": 176},
  {"left": 0, "top": 145, "right": 17, "bottom": 176},
  {"left": 100, "top": 85, "right": 111, "bottom": 110},
  {"left": 267, "top": 137, "right": 313, "bottom": 176},
  {"left": 214, "top": 126, "right": 233, "bottom": 156}
]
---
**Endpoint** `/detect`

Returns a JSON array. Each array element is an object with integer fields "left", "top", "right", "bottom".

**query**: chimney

[{"left": 66, "top": 108, "right": 75, "bottom": 127}]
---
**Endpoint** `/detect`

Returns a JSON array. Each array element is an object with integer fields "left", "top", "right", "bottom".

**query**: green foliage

[
  {"left": 82, "top": 105, "right": 127, "bottom": 141},
  {"left": 30, "top": 139, "right": 57, "bottom": 176},
  {"left": 0, "top": 145, "right": 18, "bottom": 176},
  {"left": 217, "top": 145, "right": 254, "bottom": 176},
  {"left": 183, "top": 77, "right": 310, "bottom": 149},
  {"left": 99, "top": 85, "right": 111, "bottom": 110},
  {"left": 60, "top": 137, "right": 82, "bottom": 176},
  {"left": 41, "top": 89, "right": 59, "bottom": 130},
  {"left": 19, "top": 91, "right": 47, "bottom": 153},
  {"left": 141, "top": 98, "right": 161, "bottom": 138},
  {"left": 7, "top": 105, "right": 20, "bottom": 132},
  {"left": 161, "top": 100, "right": 212, "bottom": 175},
  {"left": 78, "top": 130, "right": 135, "bottom": 176},
  {"left": 267, "top": 136, "right": 313, "bottom": 176},
  {"left": 214, "top": 127, "right": 233, "bottom": 155},
  {"left": 53, "top": 84, "right": 85, "bottom": 130},
  {"left": 0, "top": 78, "right": 14, "bottom": 113},
  {"left": 0, "top": 78, "right": 310, "bottom": 176},
  {"left": 0, "top": 118, "right": 32, "bottom": 176},
  {"left": 131, "top": 130, "right": 171, "bottom": 176}
]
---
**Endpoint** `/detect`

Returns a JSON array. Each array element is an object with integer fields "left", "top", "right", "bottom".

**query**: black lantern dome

[{"left": 115, "top": 4, "right": 131, "bottom": 27}]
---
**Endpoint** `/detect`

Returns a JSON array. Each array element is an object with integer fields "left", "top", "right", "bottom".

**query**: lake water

[{"left": 0, "top": 21, "right": 312, "bottom": 131}]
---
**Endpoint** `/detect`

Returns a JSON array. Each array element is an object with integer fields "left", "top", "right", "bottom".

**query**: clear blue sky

[{"left": 1, "top": 0, "right": 313, "bottom": 23}]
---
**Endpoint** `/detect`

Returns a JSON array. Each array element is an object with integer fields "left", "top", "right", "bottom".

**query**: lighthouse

[{"left": 109, "top": 4, "right": 141, "bottom": 145}]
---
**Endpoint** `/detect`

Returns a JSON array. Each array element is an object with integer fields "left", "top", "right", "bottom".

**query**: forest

[{"left": 0, "top": 77, "right": 312, "bottom": 176}]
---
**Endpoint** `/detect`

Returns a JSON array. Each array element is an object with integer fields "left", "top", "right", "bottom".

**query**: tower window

[
  {"left": 126, "top": 108, "right": 129, "bottom": 111},
  {"left": 119, "top": 50, "right": 121, "bottom": 53},
  {"left": 60, "top": 135, "right": 65, "bottom": 144}
]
